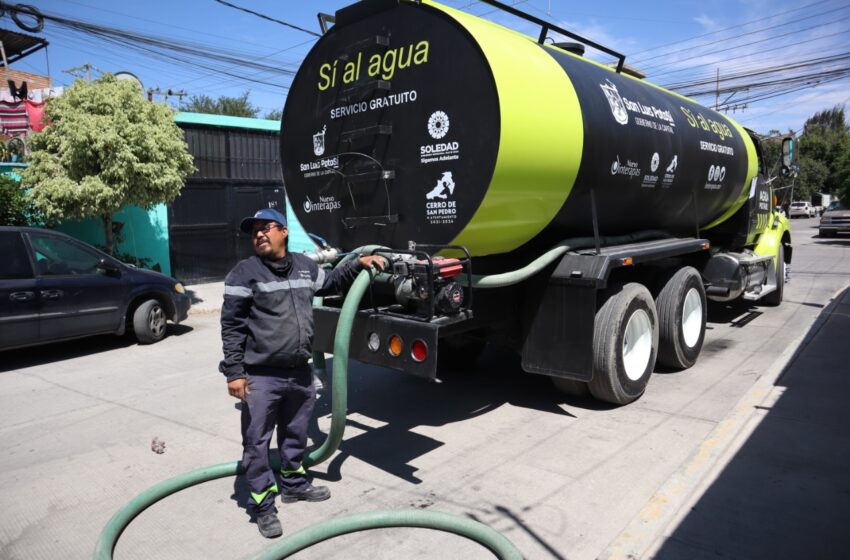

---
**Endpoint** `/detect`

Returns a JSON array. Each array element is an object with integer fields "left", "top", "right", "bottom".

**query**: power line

[
  {"left": 666, "top": 52, "right": 850, "bottom": 93},
  {"left": 739, "top": 91, "right": 850, "bottom": 124},
  {"left": 170, "top": 38, "right": 314, "bottom": 91},
  {"left": 34, "top": 6, "right": 299, "bottom": 89},
  {"left": 632, "top": 3, "right": 850, "bottom": 67},
  {"left": 62, "top": 0, "right": 296, "bottom": 54},
  {"left": 212, "top": 0, "right": 320, "bottom": 37},
  {"left": 652, "top": 35, "right": 850, "bottom": 85},
  {"left": 639, "top": 13, "right": 850, "bottom": 75},
  {"left": 627, "top": 0, "right": 829, "bottom": 58}
]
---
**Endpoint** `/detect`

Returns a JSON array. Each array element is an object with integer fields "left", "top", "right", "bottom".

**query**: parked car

[
  {"left": 788, "top": 201, "right": 816, "bottom": 218},
  {"left": 0, "top": 226, "right": 190, "bottom": 352},
  {"left": 819, "top": 200, "right": 850, "bottom": 238}
]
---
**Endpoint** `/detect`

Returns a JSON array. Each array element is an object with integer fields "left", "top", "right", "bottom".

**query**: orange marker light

[{"left": 388, "top": 335, "right": 403, "bottom": 357}]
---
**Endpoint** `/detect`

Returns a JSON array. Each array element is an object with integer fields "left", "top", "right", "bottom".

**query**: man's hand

[
  {"left": 359, "top": 255, "right": 387, "bottom": 271},
  {"left": 228, "top": 378, "right": 249, "bottom": 401}
]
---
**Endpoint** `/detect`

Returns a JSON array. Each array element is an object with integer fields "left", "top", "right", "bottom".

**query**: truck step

[{"left": 743, "top": 284, "right": 776, "bottom": 301}]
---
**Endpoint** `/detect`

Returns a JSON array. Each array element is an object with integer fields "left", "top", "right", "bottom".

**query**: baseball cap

[{"left": 239, "top": 208, "right": 288, "bottom": 233}]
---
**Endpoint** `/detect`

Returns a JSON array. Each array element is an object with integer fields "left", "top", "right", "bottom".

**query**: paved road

[{"left": 0, "top": 218, "right": 847, "bottom": 559}]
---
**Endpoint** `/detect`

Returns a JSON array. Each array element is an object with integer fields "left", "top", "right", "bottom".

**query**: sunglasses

[{"left": 252, "top": 223, "right": 284, "bottom": 235}]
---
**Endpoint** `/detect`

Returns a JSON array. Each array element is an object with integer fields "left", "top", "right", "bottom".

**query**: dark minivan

[{"left": 1, "top": 226, "right": 190, "bottom": 351}]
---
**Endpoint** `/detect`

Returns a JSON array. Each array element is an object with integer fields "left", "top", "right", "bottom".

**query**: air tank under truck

[{"left": 281, "top": 0, "right": 794, "bottom": 405}]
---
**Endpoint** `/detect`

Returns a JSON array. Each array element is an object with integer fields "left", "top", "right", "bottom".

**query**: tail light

[{"left": 411, "top": 339, "right": 428, "bottom": 362}]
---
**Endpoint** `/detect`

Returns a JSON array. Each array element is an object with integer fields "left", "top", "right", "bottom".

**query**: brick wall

[{"left": 0, "top": 68, "right": 51, "bottom": 91}]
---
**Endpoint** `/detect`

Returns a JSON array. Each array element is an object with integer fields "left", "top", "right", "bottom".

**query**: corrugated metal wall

[{"left": 169, "top": 126, "right": 291, "bottom": 284}]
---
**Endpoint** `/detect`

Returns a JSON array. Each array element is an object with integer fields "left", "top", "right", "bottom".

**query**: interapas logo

[
  {"left": 303, "top": 195, "right": 341, "bottom": 214},
  {"left": 600, "top": 80, "right": 628, "bottom": 125}
]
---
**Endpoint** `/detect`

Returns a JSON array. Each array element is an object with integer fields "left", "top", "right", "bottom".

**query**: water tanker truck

[{"left": 280, "top": 0, "right": 794, "bottom": 405}]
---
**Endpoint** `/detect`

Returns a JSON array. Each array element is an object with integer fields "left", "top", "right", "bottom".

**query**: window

[
  {"left": 28, "top": 234, "right": 102, "bottom": 276},
  {"left": 0, "top": 231, "right": 34, "bottom": 279}
]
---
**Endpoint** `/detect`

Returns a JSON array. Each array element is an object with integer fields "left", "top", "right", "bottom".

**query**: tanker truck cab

[{"left": 283, "top": 0, "right": 793, "bottom": 406}]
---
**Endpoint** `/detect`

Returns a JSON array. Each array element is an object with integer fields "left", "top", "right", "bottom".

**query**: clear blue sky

[{"left": 17, "top": 0, "right": 850, "bottom": 135}]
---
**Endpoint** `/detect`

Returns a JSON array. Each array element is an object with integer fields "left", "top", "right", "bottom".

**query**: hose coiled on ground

[{"left": 93, "top": 269, "right": 521, "bottom": 559}]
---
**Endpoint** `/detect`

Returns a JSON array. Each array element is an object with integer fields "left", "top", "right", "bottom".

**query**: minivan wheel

[{"left": 133, "top": 299, "right": 167, "bottom": 344}]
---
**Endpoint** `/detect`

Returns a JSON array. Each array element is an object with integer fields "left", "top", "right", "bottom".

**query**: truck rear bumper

[{"left": 312, "top": 307, "right": 472, "bottom": 380}]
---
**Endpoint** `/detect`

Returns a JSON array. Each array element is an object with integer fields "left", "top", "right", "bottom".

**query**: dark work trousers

[{"left": 241, "top": 366, "right": 315, "bottom": 515}]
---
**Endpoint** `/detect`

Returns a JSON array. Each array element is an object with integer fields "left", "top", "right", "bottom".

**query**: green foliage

[
  {"left": 795, "top": 105, "right": 850, "bottom": 203},
  {"left": 0, "top": 174, "right": 41, "bottom": 225},
  {"left": 761, "top": 129, "right": 783, "bottom": 176},
  {"left": 180, "top": 90, "right": 259, "bottom": 118},
  {"left": 796, "top": 158, "right": 829, "bottom": 201},
  {"left": 94, "top": 244, "right": 153, "bottom": 270},
  {"left": 835, "top": 149, "right": 850, "bottom": 203},
  {"left": 21, "top": 74, "right": 195, "bottom": 253},
  {"left": 264, "top": 108, "right": 283, "bottom": 121}
]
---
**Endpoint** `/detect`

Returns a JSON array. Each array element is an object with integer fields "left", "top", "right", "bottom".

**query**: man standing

[{"left": 219, "top": 208, "right": 384, "bottom": 538}]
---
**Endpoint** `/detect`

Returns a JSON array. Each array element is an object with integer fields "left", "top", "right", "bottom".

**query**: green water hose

[
  {"left": 254, "top": 510, "right": 521, "bottom": 560},
  {"left": 463, "top": 231, "right": 670, "bottom": 288},
  {"left": 93, "top": 268, "right": 522, "bottom": 560}
]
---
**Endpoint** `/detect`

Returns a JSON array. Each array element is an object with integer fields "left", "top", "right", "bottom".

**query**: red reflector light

[{"left": 411, "top": 339, "right": 428, "bottom": 362}]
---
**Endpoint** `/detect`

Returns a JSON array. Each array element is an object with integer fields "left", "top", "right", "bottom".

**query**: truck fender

[{"left": 754, "top": 215, "right": 792, "bottom": 265}]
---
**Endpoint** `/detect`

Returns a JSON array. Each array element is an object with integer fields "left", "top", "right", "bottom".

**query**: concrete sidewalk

[
  {"left": 605, "top": 285, "right": 850, "bottom": 559},
  {"left": 185, "top": 282, "right": 225, "bottom": 315}
]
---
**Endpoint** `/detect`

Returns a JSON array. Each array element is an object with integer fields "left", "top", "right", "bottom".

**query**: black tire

[
  {"left": 588, "top": 283, "right": 659, "bottom": 405},
  {"left": 551, "top": 377, "right": 590, "bottom": 397},
  {"left": 133, "top": 299, "right": 168, "bottom": 344},
  {"left": 762, "top": 245, "right": 784, "bottom": 307},
  {"left": 820, "top": 229, "right": 835, "bottom": 238},
  {"left": 656, "top": 267, "right": 706, "bottom": 370}
]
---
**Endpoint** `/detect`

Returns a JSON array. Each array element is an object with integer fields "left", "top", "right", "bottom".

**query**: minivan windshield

[{"left": 826, "top": 201, "right": 845, "bottom": 211}]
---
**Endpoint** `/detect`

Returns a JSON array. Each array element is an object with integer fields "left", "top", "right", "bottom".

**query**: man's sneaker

[
  {"left": 281, "top": 483, "right": 331, "bottom": 503},
  {"left": 256, "top": 513, "right": 282, "bottom": 538}
]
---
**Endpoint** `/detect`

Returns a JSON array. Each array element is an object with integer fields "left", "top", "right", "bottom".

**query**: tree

[
  {"left": 180, "top": 90, "right": 259, "bottom": 118},
  {"left": 264, "top": 108, "right": 282, "bottom": 121},
  {"left": 795, "top": 105, "right": 850, "bottom": 202},
  {"left": 835, "top": 149, "right": 850, "bottom": 203},
  {"left": 0, "top": 174, "right": 44, "bottom": 226},
  {"left": 22, "top": 74, "right": 195, "bottom": 254}
]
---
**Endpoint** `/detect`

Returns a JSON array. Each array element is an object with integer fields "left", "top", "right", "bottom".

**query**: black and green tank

[{"left": 281, "top": 0, "right": 759, "bottom": 256}]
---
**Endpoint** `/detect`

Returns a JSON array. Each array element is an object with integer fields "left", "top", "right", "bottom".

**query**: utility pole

[
  {"left": 715, "top": 68, "right": 719, "bottom": 111},
  {"left": 146, "top": 87, "right": 188, "bottom": 104},
  {"left": 64, "top": 63, "right": 102, "bottom": 82}
]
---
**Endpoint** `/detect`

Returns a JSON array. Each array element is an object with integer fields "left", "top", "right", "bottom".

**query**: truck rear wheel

[
  {"left": 588, "top": 284, "right": 658, "bottom": 405},
  {"left": 656, "top": 267, "right": 706, "bottom": 370},
  {"left": 762, "top": 245, "right": 784, "bottom": 307}
]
